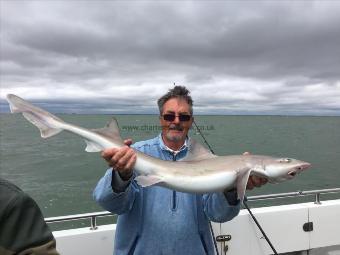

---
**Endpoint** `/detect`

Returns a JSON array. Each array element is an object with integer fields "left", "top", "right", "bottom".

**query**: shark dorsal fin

[
  {"left": 91, "top": 118, "right": 124, "bottom": 146},
  {"left": 181, "top": 139, "right": 217, "bottom": 162}
]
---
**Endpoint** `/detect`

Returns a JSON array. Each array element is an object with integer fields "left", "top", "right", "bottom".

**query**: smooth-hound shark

[{"left": 6, "top": 94, "right": 311, "bottom": 202}]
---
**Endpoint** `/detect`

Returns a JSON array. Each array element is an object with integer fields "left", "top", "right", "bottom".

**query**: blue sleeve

[
  {"left": 202, "top": 191, "right": 241, "bottom": 223},
  {"left": 92, "top": 169, "right": 139, "bottom": 215}
]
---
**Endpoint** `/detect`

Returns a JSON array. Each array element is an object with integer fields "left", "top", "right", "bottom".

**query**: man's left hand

[
  {"left": 242, "top": 151, "right": 268, "bottom": 190},
  {"left": 246, "top": 176, "right": 268, "bottom": 190}
]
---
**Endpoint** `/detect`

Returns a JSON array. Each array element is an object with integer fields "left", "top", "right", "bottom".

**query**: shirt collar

[{"left": 158, "top": 133, "right": 188, "bottom": 156}]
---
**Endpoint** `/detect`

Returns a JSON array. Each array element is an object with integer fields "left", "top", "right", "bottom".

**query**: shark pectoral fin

[
  {"left": 236, "top": 169, "right": 252, "bottom": 203},
  {"left": 84, "top": 140, "right": 103, "bottom": 152},
  {"left": 135, "top": 175, "right": 164, "bottom": 187}
]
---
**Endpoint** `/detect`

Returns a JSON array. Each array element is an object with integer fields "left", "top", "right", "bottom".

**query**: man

[
  {"left": 0, "top": 178, "right": 59, "bottom": 255},
  {"left": 93, "top": 86, "right": 267, "bottom": 255}
]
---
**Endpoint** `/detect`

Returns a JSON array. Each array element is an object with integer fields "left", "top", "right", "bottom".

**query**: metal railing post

[
  {"left": 90, "top": 216, "right": 98, "bottom": 230},
  {"left": 314, "top": 193, "right": 321, "bottom": 204}
]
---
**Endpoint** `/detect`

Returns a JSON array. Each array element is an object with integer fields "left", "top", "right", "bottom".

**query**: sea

[{"left": 1, "top": 114, "right": 339, "bottom": 229}]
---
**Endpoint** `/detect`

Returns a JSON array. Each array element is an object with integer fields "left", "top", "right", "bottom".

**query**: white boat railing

[
  {"left": 45, "top": 187, "right": 340, "bottom": 230},
  {"left": 245, "top": 187, "right": 340, "bottom": 203},
  {"left": 46, "top": 211, "right": 113, "bottom": 230}
]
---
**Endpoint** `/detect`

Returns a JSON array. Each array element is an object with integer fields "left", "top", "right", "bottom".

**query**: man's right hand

[{"left": 101, "top": 139, "right": 137, "bottom": 181}]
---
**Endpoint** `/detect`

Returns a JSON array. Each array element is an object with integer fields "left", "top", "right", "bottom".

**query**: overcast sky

[{"left": 1, "top": 1, "right": 340, "bottom": 115}]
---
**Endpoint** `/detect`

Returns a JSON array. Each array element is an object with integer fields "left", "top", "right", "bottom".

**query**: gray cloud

[{"left": 1, "top": 1, "right": 340, "bottom": 115}]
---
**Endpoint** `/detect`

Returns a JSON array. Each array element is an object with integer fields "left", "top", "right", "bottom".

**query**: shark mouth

[{"left": 288, "top": 171, "right": 297, "bottom": 177}]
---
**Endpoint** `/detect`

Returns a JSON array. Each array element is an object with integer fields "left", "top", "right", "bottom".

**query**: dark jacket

[{"left": 0, "top": 178, "right": 59, "bottom": 255}]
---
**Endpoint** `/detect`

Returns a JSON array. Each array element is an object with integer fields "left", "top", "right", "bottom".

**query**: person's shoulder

[
  {"left": 0, "top": 178, "right": 23, "bottom": 201},
  {"left": 0, "top": 178, "right": 22, "bottom": 192},
  {"left": 0, "top": 178, "right": 36, "bottom": 216},
  {"left": 132, "top": 136, "right": 160, "bottom": 150}
]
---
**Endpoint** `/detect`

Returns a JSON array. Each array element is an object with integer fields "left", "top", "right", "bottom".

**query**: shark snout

[
  {"left": 297, "top": 162, "right": 311, "bottom": 171},
  {"left": 288, "top": 162, "right": 311, "bottom": 177}
]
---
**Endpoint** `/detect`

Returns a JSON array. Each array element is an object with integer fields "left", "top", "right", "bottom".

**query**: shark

[{"left": 6, "top": 94, "right": 311, "bottom": 201}]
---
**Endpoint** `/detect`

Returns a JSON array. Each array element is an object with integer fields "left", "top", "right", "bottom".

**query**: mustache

[{"left": 168, "top": 124, "right": 184, "bottom": 131}]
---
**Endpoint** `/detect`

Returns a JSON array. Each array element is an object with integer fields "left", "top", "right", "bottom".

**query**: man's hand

[
  {"left": 246, "top": 175, "right": 268, "bottom": 190},
  {"left": 101, "top": 139, "right": 137, "bottom": 181},
  {"left": 243, "top": 151, "right": 268, "bottom": 190}
]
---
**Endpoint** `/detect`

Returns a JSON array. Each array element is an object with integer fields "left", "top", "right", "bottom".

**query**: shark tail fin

[{"left": 6, "top": 94, "right": 64, "bottom": 138}]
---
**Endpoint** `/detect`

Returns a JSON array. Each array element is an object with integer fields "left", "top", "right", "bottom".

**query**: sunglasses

[{"left": 162, "top": 113, "right": 191, "bottom": 122}]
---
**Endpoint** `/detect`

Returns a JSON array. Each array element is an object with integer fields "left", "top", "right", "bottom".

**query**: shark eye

[{"left": 279, "top": 158, "right": 292, "bottom": 163}]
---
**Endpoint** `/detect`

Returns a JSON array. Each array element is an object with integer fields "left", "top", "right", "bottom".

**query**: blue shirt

[{"left": 93, "top": 134, "right": 240, "bottom": 255}]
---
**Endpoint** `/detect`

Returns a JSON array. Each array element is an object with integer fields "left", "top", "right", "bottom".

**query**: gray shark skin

[{"left": 6, "top": 94, "right": 311, "bottom": 202}]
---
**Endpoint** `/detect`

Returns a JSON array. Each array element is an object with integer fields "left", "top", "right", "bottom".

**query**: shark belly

[{"left": 163, "top": 171, "right": 237, "bottom": 193}]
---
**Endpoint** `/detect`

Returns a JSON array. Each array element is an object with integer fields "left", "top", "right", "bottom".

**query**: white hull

[{"left": 51, "top": 193, "right": 340, "bottom": 255}]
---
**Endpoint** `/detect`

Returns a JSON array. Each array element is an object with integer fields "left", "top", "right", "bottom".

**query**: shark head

[{"left": 260, "top": 157, "right": 311, "bottom": 183}]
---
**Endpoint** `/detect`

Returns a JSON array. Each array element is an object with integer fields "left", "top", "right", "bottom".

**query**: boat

[{"left": 47, "top": 187, "right": 340, "bottom": 255}]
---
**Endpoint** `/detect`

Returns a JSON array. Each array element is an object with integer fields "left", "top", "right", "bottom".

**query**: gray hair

[{"left": 157, "top": 86, "right": 193, "bottom": 115}]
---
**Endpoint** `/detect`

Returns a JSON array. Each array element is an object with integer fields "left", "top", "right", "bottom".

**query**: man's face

[{"left": 160, "top": 97, "right": 193, "bottom": 145}]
